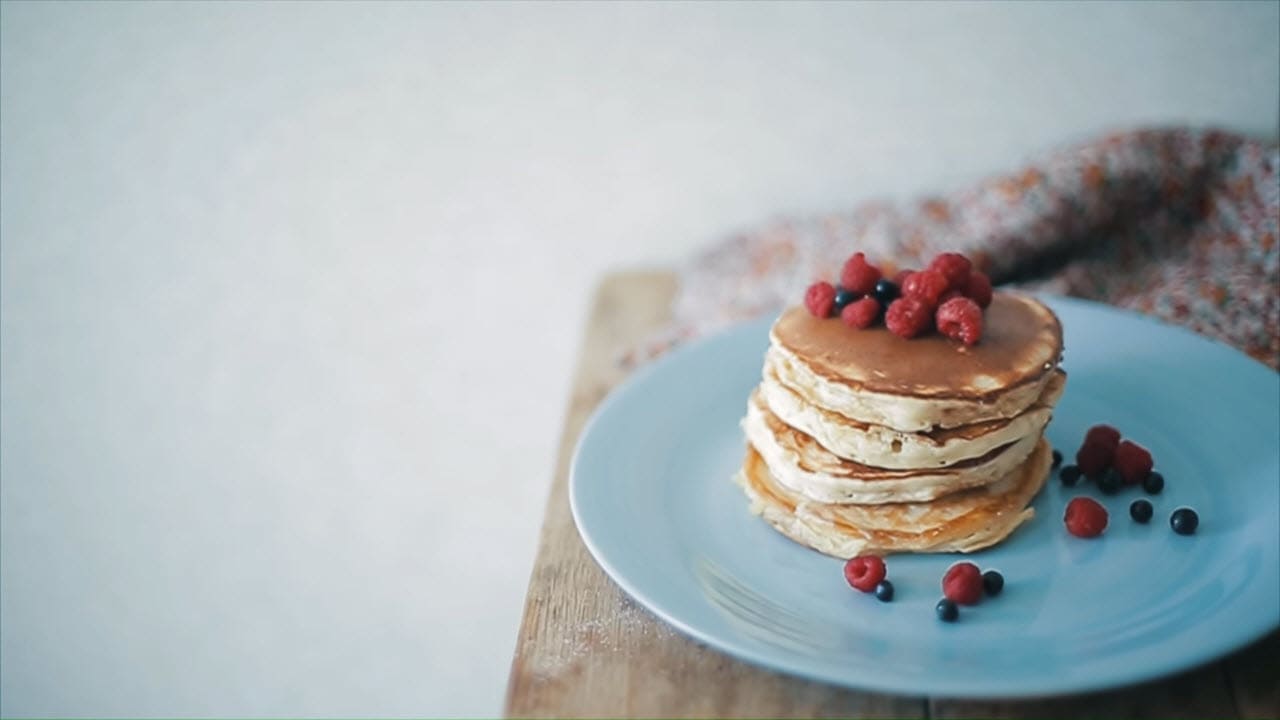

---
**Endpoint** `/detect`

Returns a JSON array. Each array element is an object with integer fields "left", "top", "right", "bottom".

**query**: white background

[{"left": 2, "top": 1, "right": 1277, "bottom": 716}]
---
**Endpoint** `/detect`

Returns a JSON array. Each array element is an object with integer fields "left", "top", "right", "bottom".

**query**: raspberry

[
  {"left": 839, "top": 252, "right": 883, "bottom": 295},
  {"left": 1114, "top": 440, "right": 1154, "bottom": 485},
  {"left": 901, "top": 269, "right": 949, "bottom": 307},
  {"left": 964, "top": 271, "right": 994, "bottom": 308},
  {"left": 942, "top": 562, "right": 983, "bottom": 605},
  {"left": 844, "top": 555, "right": 886, "bottom": 593},
  {"left": 804, "top": 281, "right": 837, "bottom": 318},
  {"left": 841, "top": 296, "right": 881, "bottom": 329},
  {"left": 892, "top": 268, "right": 915, "bottom": 286},
  {"left": 928, "top": 252, "right": 973, "bottom": 291},
  {"left": 1085, "top": 424, "right": 1122, "bottom": 449},
  {"left": 938, "top": 290, "right": 964, "bottom": 305},
  {"left": 1076, "top": 424, "right": 1121, "bottom": 476},
  {"left": 1064, "top": 496, "right": 1109, "bottom": 538},
  {"left": 885, "top": 296, "right": 933, "bottom": 338},
  {"left": 935, "top": 296, "right": 983, "bottom": 345}
]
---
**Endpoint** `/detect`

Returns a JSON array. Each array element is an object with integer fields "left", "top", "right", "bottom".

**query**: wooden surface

[{"left": 503, "top": 270, "right": 1280, "bottom": 719}]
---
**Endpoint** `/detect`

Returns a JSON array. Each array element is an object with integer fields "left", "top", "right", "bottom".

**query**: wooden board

[{"left": 504, "top": 270, "right": 1279, "bottom": 719}]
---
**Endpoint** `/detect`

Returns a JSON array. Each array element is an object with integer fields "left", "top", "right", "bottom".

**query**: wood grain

[{"left": 504, "top": 269, "right": 1277, "bottom": 719}]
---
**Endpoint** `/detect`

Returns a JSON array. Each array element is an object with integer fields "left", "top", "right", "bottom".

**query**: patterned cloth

[{"left": 631, "top": 129, "right": 1279, "bottom": 370}]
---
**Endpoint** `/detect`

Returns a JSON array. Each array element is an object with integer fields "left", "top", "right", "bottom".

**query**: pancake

[
  {"left": 759, "top": 366, "right": 1066, "bottom": 469},
  {"left": 743, "top": 390, "right": 1042, "bottom": 503},
  {"left": 768, "top": 293, "right": 1063, "bottom": 431},
  {"left": 734, "top": 438, "right": 1052, "bottom": 557}
]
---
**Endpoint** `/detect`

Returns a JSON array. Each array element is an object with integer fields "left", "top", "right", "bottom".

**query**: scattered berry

[
  {"left": 833, "top": 287, "right": 857, "bottom": 313},
  {"left": 1097, "top": 468, "right": 1122, "bottom": 495},
  {"left": 938, "top": 289, "right": 965, "bottom": 305},
  {"left": 1114, "top": 440, "right": 1154, "bottom": 485},
  {"left": 982, "top": 570, "right": 1004, "bottom": 597},
  {"left": 1143, "top": 471, "right": 1165, "bottom": 495},
  {"left": 1052, "top": 449, "right": 1063, "bottom": 468},
  {"left": 1130, "top": 499, "right": 1154, "bottom": 523},
  {"left": 1170, "top": 508, "right": 1199, "bottom": 535},
  {"left": 1065, "top": 496, "right": 1109, "bottom": 538},
  {"left": 804, "top": 281, "right": 837, "bottom": 318},
  {"left": 885, "top": 296, "right": 934, "bottom": 338},
  {"left": 840, "top": 252, "right": 882, "bottom": 295},
  {"left": 872, "top": 278, "right": 900, "bottom": 305},
  {"left": 942, "top": 562, "right": 983, "bottom": 605},
  {"left": 1076, "top": 425, "right": 1121, "bottom": 476},
  {"left": 928, "top": 252, "right": 973, "bottom": 291},
  {"left": 901, "top": 269, "right": 950, "bottom": 307},
  {"left": 841, "top": 296, "right": 881, "bottom": 329},
  {"left": 874, "top": 580, "right": 895, "bottom": 602},
  {"left": 1084, "top": 424, "right": 1122, "bottom": 451},
  {"left": 964, "top": 271, "right": 994, "bottom": 308},
  {"left": 936, "top": 598, "right": 959, "bottom": 622},
  {"left": 892, "top": 268, "right": 915, "bottom": 286},
  {"left": 844, "top": 555, "right": 887, "bottom": 593},
  {"left": 1060, "top": 464, "right": 1082, "bottom": 487},
  {"left": 935, "top": 296, "right": 984, "bottom": 346}
]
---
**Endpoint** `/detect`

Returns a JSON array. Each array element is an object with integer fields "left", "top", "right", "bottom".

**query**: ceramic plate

[{"left": 570, "top": 295, "right": 1280, "bottom": 698}]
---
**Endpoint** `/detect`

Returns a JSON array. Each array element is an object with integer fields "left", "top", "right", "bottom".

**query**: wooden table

[{"left": 504, "top": 271, "right": 1279, "bottom": 719}]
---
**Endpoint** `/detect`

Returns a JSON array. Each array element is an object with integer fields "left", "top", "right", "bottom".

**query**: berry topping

[
  {"left": 901, "top": 269, "right": 950, "bottom": 307},
  {"left": 982, "top": 570, "right": 1004, "bottom": 596},
  {"left": 872, "top": 278, "right": 900, "bottom": 305},
  {"left": 1143, "top": 471, "right": 1165, "bottom": 495},
  {"left": 1085, "top": 424, "right": 1122, "bottom": 451},
  {"left": 1060, "top": 464, "right": 1082, "bottom": 487},
  {"left": 935, "top": 296, "right": 984, "bottom": 346},
  {"left": 833, "top": 287, "right": 857, "bottom": 313},
  {"left": 1130, "top": 499, "right": 1154, "bottom": 523},
  {"left": 1076, "top": 424, "right": 1121, "bottom": 476},
  {"left": 1114, "top": 440, "right": 1154, "bottom": 485},
  {"left": 804, "top": 281, "right": 837, "bottom": 318},
  {"left": 942, "top": 562, "right": 983, "bottom": 605},
  {"left": 936, "top": 598, "right": 959, "bottom": 622},
  {"left": 874, "top": 580, "right": 895, "bottom": 602},
  {"left": 841, "top": 296, "right": 881, "bottom": 329},
  {"left": 844, "top": 555, "right": 887, "bottom": 593},
  {"left": 892, "top": 268, "right": 915, "bottom": 286},
  {"left": 928, "top": 252, "right": 973, "bottom": 290},
  {"left": 1171, "top": 507, "right": 1199, "bottom": 535},
  {"left": 964, "top": 271, "right": 994, "bottom": 308},
  {"left": 1065, "top": 496, "right": 1109, "bottom": 538},
  {"left": 885, "top": 296, "right": 934, "bottom": 338},
  {"left": 1051, "top": 449, "right": 1063, "bottom": 468},
  {"left": 840, "top": 252, "right": 883, "bottom": 295},
  {"left": 1097, "top": 468, "right": 1122, "bottom": 495}
]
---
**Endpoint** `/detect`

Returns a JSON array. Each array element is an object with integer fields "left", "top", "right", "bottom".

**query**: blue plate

[{"left": 570, "top": 295, "right": 1280, "bottom": 698}]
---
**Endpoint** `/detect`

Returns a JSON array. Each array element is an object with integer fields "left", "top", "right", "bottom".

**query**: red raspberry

[
  {"left": 935, "top": 296, "right": 983, "bottom": 345},
  {"left": 1085, "top": 424, "right": 1122, "bottom": 448},
  {"left": 1064, "top": 496, "right": 1109, "bottom": 538},
  {"left": 804, "top": 281, "right": 837, "bottom": 318},
  {"left": 938, "top": 290, "right": 964, "bottom": 304},
  {"left": 885, "top": 296, "right": 933, "bottom": 338},
  {"left": 840, "top": 252, "right": 883, "bottom": 295},
  {"left": 942, "top": 562, "right": 983, "bottom": 605},
  {"left": 1114, "top": 440, "right": 1154, "bottom": 485},
  {"left": 892, "top": 268, "right": 915, "bottom": 286},
  {"left": 1076, "top": 424, "right": 1121, "bottom": 476},
  {"left": 964, "top": 271, "right": 993, "bottom": 308},
  {"left": 844, "top": 555, "right": 886, "bottom": 593},
  {"left": 841, "top": 296, "right": 881, "bottom": 329},
  {"left": 928, "top": 252, "right": 973, "bottom": 291},
  {"left": 901, "top": 269, "right": 949, "bottom": 307}
]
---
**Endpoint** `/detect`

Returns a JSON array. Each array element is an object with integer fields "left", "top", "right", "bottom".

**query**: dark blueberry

[
  {"left": 1129, "top": 499, "right": 1153, "bottom": 523},
  {"left": 872, "top": 279, "right": 900, "bottom": 304},
  {"left": 1051, "top": 449, "right": 1063, "bottom": 468},
  {"left": 1059, "top": 465, "right": 1081, "bottom": 487},
  {"left": 1097, "top": 468, "right": 1122, "bottom": 495},
  {"left": 982, "top": 570, "right": 1004, "bottom": 596},
  {"left": 1143, "top": 471, "right": 1165, "bottom": 495},
  {"left": 834, "top": 287, "right": 857, "bottom": 312},
  {"left": 874, "top": 580, "right": 895, "bottom": 602},
  {"left": 936, "top": 598, "right": 959, "bottom": 622},
  {"left": 1171, "top": 507, "right": 1199, "bottom": 535}
]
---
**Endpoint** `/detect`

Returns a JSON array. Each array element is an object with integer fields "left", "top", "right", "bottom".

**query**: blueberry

[
  {"left": 1060, "top": 465, "right": 1081, "bottom": 487},
  {"left": 1130, "top": 499, "right": 1153, "bottom": 523},
  {"left": 1143, "top": 471, "right": 1165, "bottom": 495},
  {"left": 982, "top": 570, "right": 1004, "bottom": 596},
  {"left": 1171, "top": 507, "right": 1199, "bottom": 535},
  {"left": 874, "top": 580, "right": 894, "bottom": 602},
  {"left": 872, "top": 279, "right": 900, "bottom": 305},
  {"left": 1051, "top": 449, "right": 1063, "bottom": 468},
  {"left": 936, "top": 598, "right": 959, "bottom": 622},
  {"left": 834, "top": 287, "right": 857, "bottom": 312},
  {"left": 1097, "top": 469, "right": 1122, "bottom": 495}
]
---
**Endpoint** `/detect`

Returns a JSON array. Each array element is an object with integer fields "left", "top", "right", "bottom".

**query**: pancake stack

[{"left": 735, "top": 292, "right": 1066, "bottom": 557}]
